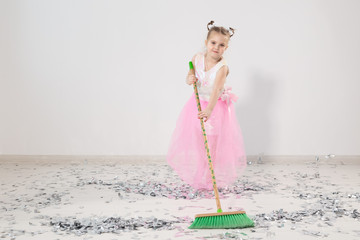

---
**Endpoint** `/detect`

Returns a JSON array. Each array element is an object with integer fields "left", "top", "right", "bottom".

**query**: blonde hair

[{"left": 206, "top": 20, "right": 235, "bottom": 39}]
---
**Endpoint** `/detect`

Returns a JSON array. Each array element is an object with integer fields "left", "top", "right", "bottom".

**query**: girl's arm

[{"left": 198, "top": 65, "right": 228, "bottom": 122}]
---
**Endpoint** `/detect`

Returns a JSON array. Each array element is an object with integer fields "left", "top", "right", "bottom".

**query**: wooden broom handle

[{"left": 189, "top": 61, "right": 222, "bottom": 213}]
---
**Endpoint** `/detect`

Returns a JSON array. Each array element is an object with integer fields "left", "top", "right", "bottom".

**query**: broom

[{"left": 188, "top": 61, "right": 254, "bottom": 229}]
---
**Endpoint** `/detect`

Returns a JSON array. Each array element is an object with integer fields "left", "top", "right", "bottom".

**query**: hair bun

[
  {"left": 229, "top": 27, "right": 235, "bottom": 37},
  {"left": 207, "top": 20, "right": 215, "bottom": 30}
]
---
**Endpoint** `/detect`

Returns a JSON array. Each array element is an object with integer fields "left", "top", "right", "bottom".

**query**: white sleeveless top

[{"left": 194, "top": 52, "right": 227, "bottom": 101}]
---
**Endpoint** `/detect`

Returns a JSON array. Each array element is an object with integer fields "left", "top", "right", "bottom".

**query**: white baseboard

[
  {"left": 245, "top": 155, "right": 360, "bottom": 164},
  {"left": 0, "top": 155, "right": 165, "bottom": 164},
  {"left": 0, "top": 155, "right": 359, "bottom": 164}
]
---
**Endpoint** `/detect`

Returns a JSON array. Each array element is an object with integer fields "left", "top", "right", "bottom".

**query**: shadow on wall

[{"left": 236, "top": 71, "right": 277, "bottom": 155}]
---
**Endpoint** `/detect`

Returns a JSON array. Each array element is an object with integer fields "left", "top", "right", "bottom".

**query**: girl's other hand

[
  {"left": 186, "top": 74, "right": 198, "bottom": 85},
  {"left": 198, "top": 108, "right": 212, "bottom": 122}
]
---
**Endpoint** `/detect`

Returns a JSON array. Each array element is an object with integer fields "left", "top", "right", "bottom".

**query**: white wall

[{"left": 0, "top": 0, "right": 359, "bottom": 156}]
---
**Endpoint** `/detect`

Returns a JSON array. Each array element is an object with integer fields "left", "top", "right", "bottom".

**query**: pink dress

[{"left": 167, "top": 52, "right": 247, "bottom": 190}]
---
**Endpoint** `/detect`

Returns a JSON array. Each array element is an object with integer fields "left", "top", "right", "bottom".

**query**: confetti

[
  {"left": 1, "top": 159, "right": 359, "bottom": 239},
  {"left": 49, "top": 216, "right": 184, "bottom": 235}
]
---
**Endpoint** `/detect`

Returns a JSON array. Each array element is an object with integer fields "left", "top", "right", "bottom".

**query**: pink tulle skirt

[{"left": 167, "top": 93, "right": 247, "bottom": 190}]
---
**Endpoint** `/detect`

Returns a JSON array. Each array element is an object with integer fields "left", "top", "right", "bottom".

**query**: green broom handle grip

[{"left": 189, "top": 61, "right": 222, "bottom": 213}]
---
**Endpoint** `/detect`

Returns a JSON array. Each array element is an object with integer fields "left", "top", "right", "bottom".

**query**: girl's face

[{"left": 205, "top": 32, "right": 229, "bottom": 59}]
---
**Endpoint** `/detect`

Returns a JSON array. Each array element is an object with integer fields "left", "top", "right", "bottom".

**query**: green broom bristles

[{"left": 188, "top": 212, "right": 254, "bottom": 229}]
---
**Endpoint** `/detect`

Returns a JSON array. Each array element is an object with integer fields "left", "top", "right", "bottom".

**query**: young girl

[{"left": 167, "top": 21, "right": 246, "bottom": 190}]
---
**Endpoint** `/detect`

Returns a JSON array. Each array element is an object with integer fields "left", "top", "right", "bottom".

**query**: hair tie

[
  {"left": 207, "top": 20, "right": 215, "bottom": 31},
  {"left": 229, "top": 27, "right": 235, "bottom": 38}
]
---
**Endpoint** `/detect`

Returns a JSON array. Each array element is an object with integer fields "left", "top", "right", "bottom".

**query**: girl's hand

[
  {"left": 198, "top": 107, "right": 212, "bottom": 122},
  {"left": 186, "top": 74, "right": 198, "bottom": 85}
]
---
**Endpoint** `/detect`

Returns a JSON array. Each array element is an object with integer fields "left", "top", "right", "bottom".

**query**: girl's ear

[{"left": 204, "top": 39, "right": 207, "bottom": 46}]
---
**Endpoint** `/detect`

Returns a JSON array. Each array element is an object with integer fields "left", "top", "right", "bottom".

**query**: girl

[{"left": 167, "top": 21, "right": 246, "bottom": 190}]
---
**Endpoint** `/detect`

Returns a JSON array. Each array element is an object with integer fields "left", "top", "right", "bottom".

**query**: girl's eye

[
  {"left": 211, "top": 42, "right": 216, "bottom": 44},
  {"left": 220, "top": 44, "right": 225, "bottom": 47}
]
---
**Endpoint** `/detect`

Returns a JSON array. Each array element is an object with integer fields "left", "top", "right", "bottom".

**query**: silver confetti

[{"left": 49, "top": 216, "right": 184, "bottom": 235}]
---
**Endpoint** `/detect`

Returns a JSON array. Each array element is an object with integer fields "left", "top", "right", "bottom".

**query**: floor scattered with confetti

[{"left": 0, "top": 156, "right": 359, "bottom": 240}]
